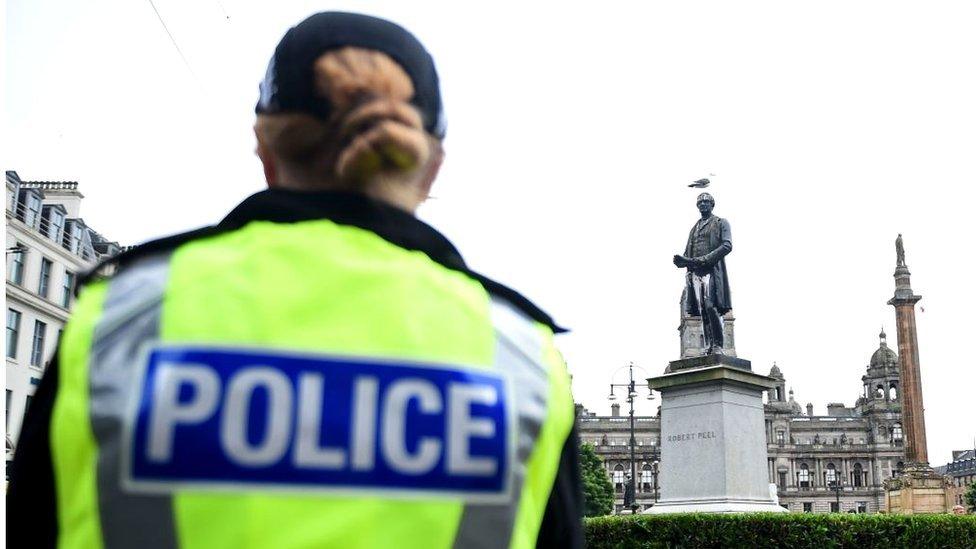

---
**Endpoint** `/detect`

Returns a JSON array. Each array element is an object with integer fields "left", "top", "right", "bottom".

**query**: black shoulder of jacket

[
  {"left": 78, "top": 191, "right": 566, "bottom": 334},
  {"left": 76, "top": 225, "right": 218, "bottom": 291}
]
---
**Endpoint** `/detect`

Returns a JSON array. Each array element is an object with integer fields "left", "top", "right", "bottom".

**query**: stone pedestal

[
  {"left": 884, "top": 464, "right": 952, "bottom": 514},
  {"left": 646, "top": 355, "right": 786, "bottom": 514}
]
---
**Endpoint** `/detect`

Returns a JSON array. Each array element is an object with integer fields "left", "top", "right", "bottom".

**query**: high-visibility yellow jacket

[{"left": 8, "top": 190, "right": 580, "bottom": 549}]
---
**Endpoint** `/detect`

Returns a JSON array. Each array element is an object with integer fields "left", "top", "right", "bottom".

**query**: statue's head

[{"left": 696, "top": 192, "right": 714, "bottom": 215}]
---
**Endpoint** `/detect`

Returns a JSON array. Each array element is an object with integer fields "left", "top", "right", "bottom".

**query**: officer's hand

[{"left": 673, "top": 255, "right": 689, "bottom": 268}]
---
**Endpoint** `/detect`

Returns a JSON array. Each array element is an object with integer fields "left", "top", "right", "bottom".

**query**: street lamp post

[
  {"left": 830, "top": 480, "right": 843, "bottom": 512},
  {"left": 652, "top": 460, "right": 659, "bottom": 502},
  {"left": 608, "top": 362, "right": 654, "bottom": 514}
]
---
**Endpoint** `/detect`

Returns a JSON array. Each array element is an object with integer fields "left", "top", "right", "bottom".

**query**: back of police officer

[{"left": 7, "top": 12, "right": 581, "bottom": 549}]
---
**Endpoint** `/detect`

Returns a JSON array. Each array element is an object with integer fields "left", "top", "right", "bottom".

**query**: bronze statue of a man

[
  {"left": 896, "top": 233, "right": 906, "bottom": 267},
  {"left": 673, "top": 192, "right": 733, "bottom": 355}
]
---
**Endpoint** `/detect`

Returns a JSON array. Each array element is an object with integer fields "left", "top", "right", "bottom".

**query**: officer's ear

[
  {"left": 254, "top": 130, "right": 279, "bottom": 187},
  {"left": 418, "top": 140, "right": 444, "bottom": 202}
]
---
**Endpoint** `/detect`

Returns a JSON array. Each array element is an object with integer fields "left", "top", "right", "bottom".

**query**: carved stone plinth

[
  {"left": 645, "top": 358, "right": 786, "bottom": 514},
  {"left": 884, "top": 463, "right": 952, "bottom": 514}
]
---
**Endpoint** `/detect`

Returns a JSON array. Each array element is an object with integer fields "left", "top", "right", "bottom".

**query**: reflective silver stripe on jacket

[
  {"left": 89, "top": 254, "right": 177, "bottom": 549},
  {"left": 453, "top": 297, "right": 551, "bottom": 549}
]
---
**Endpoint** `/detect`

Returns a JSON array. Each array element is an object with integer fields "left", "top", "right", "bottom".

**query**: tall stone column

[
  {"left": 884, "top": 234, "right": 951, "bottom": 514},
  {"left": 886, "top": 235, "right": 927, "bottom": 465}
]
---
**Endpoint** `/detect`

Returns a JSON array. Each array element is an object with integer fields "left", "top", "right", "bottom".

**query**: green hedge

[{"left": 585, "top": 513, "right": 976, "bottom": 549}]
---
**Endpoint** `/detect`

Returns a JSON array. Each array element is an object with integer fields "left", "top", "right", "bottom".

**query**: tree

[
  {"left": 965, "top": 482, "right": 976, "bottom": 513},
  {"left": 579, "top": 442, "right": 614, "bottom": 517}
]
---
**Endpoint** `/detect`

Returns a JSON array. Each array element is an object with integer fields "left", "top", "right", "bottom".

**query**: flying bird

[{"left": 688, "top": 178, "right": 710, "bottom": 188}]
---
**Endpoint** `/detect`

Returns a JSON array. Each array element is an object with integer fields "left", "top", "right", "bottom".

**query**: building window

[
  {"left": 30, "top": 320, "right": 47, "bottom": 367},
  {"left": 892, "top": 424, "right": 903, "bottom": 445},
  {"left": 778, "top": 471, "right": 787, "bottom": 489},
  {"left": 856, "top": 502, "right": 867, "bottom": 513},
  {"left": 640, "top": 464, "right": 653, "bottom": 492},
  {"left": 47, "top": 209, "right": 65, "bottom": 242},
  {"left": 6, "top": 309, "right": 22, "bottom": 359},
  {"left": 8, "top": 244, "right": 26, "bottom": 285},
  {"left": 798, "top": 464, "right": 811, "bottom": 488},
  {"left": 825, "top": 463, "right": 837, "bottom": 486},
  {"left": 776, "top": 430, "right": 785, "bottom": 445},
  {"left": 888, "top": 383, "right": 898, "bottom": 401},
  {"left": 802, "top": 502, "right": 812, "bottom": 513},
  {"left": 852, "top": 463, "right": 864, "bottom": 487},
  {"left": 64, "top": 222, "right": 83, "bottom": 254},
  {"left": 23, "top": 193, "right": 42, "bottom": 228},
  {"left": 61, "top": 271, "right": 74, "bottom": 308},
  {"left": 830, "top": 502, "right": 840, "bottom": 513},
  {"left": 38, "top": 258, "right": 52, "bottom": 298},
  {"left": 613, "top": 465, "right": 625, "bottom": 493},
  {"left": 5, "top": 389, "right": 11, "bottom": 428}
]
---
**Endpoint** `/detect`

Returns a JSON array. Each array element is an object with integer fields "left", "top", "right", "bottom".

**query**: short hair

[{"left": 697, "top": 192, "right": 714, "bottom": 204}]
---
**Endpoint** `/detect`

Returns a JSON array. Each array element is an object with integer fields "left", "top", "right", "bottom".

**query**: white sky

[{"left": 4, "top": 1, "right": 975, "bottom": 465}]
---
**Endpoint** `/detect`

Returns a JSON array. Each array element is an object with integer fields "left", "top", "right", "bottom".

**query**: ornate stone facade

[
  {"left": 938, "top": 450, "right": 976, "bottom": 512},
  {"left": 579, "top": 331, "right": 907, "bottom": 514},
  {"left": 5, "top": 171, "right": 120, "bottom": 468}
]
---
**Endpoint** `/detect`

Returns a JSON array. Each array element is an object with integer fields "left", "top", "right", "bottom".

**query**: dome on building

[
  {"left": 769, "top": 362, "right": 783, "bottom": 379},
  {"left": 870, "top": 329, "right": 898, "bottom": 368},
  {"left": 787, "top": 389, "right": 802, "bottom": 414}
]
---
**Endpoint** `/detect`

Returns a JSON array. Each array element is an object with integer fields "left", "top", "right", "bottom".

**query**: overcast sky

[{"left": 5, "top": 1, "right": 975, "bottom": 465}]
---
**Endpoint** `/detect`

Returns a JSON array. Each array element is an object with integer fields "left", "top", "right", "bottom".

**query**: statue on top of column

[{"left": 896, "top": 233, "right": 906, "bottom": 267}]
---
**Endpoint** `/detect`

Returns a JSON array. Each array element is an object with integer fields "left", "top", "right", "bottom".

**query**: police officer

[{"left": 8, "top": 12, "right": 582, "bottom": 549}]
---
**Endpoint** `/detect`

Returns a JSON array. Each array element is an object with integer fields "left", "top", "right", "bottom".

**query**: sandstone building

[
  {"left": 936, "top": 449, "right": 976, "bottom": 511},
  {"left": 5, "top": 171, "right": 119, "bottom": 468}
]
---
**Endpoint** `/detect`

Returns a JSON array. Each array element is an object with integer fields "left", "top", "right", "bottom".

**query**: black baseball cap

[{"left": 256, "top": 11, "right": 446, "bottom": 139}]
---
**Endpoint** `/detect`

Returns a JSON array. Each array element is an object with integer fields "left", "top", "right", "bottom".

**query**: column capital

[{"left": 887, "top": 294, "right": 921, "bottom": 306}]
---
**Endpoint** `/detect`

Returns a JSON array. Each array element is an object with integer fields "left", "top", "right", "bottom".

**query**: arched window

[
  {"left": 825, "top": 463, "right": 837, "bottom": 486},
  {"left": 798, "top": 464, "right": 811, "bottom": 488},
  {"left": 640, "top": 464, "right": 653, "bottom": 492},
  {"left": 852, "top": 463, "right": 864, "bottom": 487},
  {"left": 876, "top": 385, "right": 884, "bottom": 398},
  {"left": 601, "top": 435, "right": 608, "bottom": 446},
  {"left": 613, "top": 465, "right": 625, "bottom": 493},
  {"left": 892, "top": 424, "right": 903, "bottom": 444},
  {"left": 889, "top": 383, "right": 898, "bottom": 401}
]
